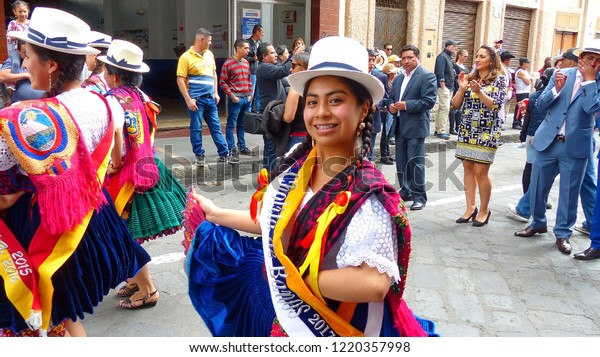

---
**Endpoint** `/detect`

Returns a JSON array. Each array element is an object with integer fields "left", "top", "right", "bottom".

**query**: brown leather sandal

[
  {"left": 120, "top": 290, "right": 158, "bottom": 310},
  {"left": 116, "top": 282, "right": 139, "bottom": 297}
]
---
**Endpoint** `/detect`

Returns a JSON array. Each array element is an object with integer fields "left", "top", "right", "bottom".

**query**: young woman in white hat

[
  {"left": 99, "top": 40, "right": 186, "bottom": 309},
  {"left": 186, "top": 36, "right": 437, "bottom": 337},
  {"left": 0, "top": 7, "right": 151, "bottom": 336}
]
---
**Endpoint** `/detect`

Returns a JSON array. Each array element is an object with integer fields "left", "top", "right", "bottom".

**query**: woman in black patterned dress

[{"left": 452, "top": 45, "right": 507, "bottom": 227}]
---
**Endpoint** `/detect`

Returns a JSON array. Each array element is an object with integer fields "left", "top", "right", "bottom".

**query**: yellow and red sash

[
  {"left": 0, "top": 97, "right": 113, "bottom": 334},
  {"left": 262, "top": 148, "right": 364, "bottom": 336}
]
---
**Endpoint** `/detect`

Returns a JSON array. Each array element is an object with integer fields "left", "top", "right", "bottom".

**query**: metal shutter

[
  {"left": 442, "top": 1, "right": 478, "bottom": 69},
  {"left": 503, "top": 7, "right": 532, "bottom": 62},
  {"left": 375, "top": 1, "right": 408, "bottom": 53}
]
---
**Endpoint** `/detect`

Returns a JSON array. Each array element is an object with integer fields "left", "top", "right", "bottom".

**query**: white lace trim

[
  {"left": 336, "top": 196, "right": 400, "bottom": 283},
  {"left": 337, "top": 254, "right": 401, "bottom": 283},
  {"left": 0, "top": 137, "right": 18, "bottom": 171}
]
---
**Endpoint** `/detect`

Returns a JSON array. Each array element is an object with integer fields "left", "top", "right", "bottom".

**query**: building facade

[{"left": 1, "top": 0, "right": 599, "bottom": 93}]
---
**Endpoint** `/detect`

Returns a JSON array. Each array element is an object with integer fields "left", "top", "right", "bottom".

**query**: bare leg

[
  {"left": 460, "top": 160, "right": 478, "bottom": 218},
  {"left": 474, "top": 162, "right": 492, "bottom": 221},
  {"left": 64, "top": 319, "right": 86, "bottom": 337}
]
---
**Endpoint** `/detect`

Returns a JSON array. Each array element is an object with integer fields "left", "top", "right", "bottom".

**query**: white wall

[
  {"left": 272, "top": 4, "right": 306, "bottom": 50},
  {"left": 181, "top": 0, "right": 229, "bottom": 58}
]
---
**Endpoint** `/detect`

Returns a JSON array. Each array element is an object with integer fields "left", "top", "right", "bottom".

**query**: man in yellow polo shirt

[{"left": 177, "top": 28, "right": 230, "bottom": 166}]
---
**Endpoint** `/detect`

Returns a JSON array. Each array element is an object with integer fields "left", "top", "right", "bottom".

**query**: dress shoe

[
  {"left": 472, "top": 210, "right": 491, "bottom": 227},
  {"left": 436, "top": 133, "right": 451, "bottom": 140},
  {"left": 380, "top": 156, "right": 394, "bottom": 165},
  {"left": 456, "top": 207, "right": 478, "bottom": 224},
  {"left": 410, "top": 202, "right": 425, "bottom": 211},
  {"left": 555, "top": 238, "right": 572, "bottom": 254},
  {"left": 514, "top": 225, "right": 548, "bottom": 237},
  {"left": 506, "top": 203, "right": 529, "bottom": 222},
  {"left": 449, "top": 129, "right": 458, "bottom": 135},
  {"left": 574, "top": 247, "right": 600, "bottom": 260}
]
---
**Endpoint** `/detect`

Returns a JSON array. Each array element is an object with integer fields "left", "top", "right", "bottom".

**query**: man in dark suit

[
  {"left": 514, "top": 41, "right": 600, "bottom": 257},
  {"left": 389, "top": 45, "right": 437, "bottom": 210}
]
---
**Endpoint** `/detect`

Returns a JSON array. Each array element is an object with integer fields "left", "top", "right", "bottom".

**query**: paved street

[{"left": 82, "top": 130, "right": 600, "bottom": 337}]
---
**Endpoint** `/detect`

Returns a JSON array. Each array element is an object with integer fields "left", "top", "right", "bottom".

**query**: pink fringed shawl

[
  {"left": 0, "top": 98, "right": 107, "bottom": 235},
  {"left": 107, "top": 86, "right": 158, "bottom": 192}
]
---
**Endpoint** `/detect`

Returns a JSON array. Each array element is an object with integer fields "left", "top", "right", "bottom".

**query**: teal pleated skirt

[{"left": 127, "top": 158, "right": 186, "bottom": 242}]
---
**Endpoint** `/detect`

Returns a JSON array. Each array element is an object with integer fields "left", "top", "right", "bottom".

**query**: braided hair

[
  {"left": 269, "top": 76, "right": 374, "bottom": 182},
  {"left": 29, "top": 44, "right": 86, "bottom": 97}
]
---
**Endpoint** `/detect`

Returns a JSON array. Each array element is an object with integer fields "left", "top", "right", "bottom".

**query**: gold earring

[{"left": 48, "top": 73, "right": 52, "bottom": 92}]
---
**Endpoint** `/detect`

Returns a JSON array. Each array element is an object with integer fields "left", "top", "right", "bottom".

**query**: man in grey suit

[
  {"left": 389, "top": 45, "right": 437, "bottom": 210},
  {"left": 514, "top": 42, "right": 600, "bottom": 256}
]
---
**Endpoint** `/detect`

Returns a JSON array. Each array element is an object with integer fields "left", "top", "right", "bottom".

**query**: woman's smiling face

[{"left": 303, "top": 75, "right": 368, "bottom": 152}]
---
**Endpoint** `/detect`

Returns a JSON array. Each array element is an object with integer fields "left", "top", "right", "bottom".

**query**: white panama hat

[
  {"left": 88, "top": 31, "right": 112, "bottom": 49},
  {"left": 8, "top": 7, "right": 99, "bottom": 55},
  {"left": 288, "top": 36, "right": 385, "bottom": 103},
  {"left": 97, "top": 39, "right": 150, "bottom": 73},
  {"left": 572, "top": 39, "right": 600, "bottom": 57}
]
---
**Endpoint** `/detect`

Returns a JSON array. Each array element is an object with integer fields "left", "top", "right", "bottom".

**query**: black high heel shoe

[
  {"left": 456, "top": 207, "right": 478, "bottom": 223},
  {"left": 473, "top": 210, "right": 491, "bottom": 227}
]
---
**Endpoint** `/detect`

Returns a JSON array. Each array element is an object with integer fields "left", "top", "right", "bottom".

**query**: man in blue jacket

[{"left": 514, "top": 41, "right": 600, "bottom": 257}]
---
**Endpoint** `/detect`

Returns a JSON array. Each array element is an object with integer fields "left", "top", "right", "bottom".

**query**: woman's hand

[
  {"left": 192, "top": 192, "right": 220, "bottom": 220},
  {"left": 457, "top": 71, "right": 468, "bottom": 90},
  {"left": 469, "top": 79, "right": 482, "bottom": 94},
  {"left": 0, "top": 191, "right": 25, "bottom": 210},
  {"left": 293, "top": 44, "right": 305, "bottom": 55}
]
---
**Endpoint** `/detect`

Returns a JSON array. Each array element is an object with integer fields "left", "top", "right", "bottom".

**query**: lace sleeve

[
  {"left": 0, "top": 135, "right": 18, "bottom": 171},
  {"left": 336, "top": 196, "right": 400, "bottom": 283}
]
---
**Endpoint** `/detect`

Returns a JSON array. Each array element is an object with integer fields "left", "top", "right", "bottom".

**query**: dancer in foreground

[{"left": 186, "top": 36, "right": 437, "bottom": 337}]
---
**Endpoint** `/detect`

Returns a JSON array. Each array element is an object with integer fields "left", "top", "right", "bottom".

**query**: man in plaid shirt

[{"left": 220, "top": 38, "right": 254, "bottom": 160}]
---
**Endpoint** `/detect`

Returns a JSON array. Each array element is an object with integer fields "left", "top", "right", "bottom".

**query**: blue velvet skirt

[
  {"left": 187, "top": 222, "right": 438, "bottom": 337},
  {"left": 0, "top": 189, "right": 151, "bottom": 332}
]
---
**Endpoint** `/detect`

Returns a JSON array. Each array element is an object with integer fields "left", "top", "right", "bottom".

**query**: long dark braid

[
  {"left": 269, "top": 134, "right": 313, "bottom": 182},
  {"left": 31, "top": 44, "right": 85, "bottom": 97},
  {"left": 269, "top": 76, "right": 374, "bottom": 182}
]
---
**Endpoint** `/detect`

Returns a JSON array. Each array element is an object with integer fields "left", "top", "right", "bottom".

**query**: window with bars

[{"left": 376, "top": 0, "right": 406, "bottom": 9}]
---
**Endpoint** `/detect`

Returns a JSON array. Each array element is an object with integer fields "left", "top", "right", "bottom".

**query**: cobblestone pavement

[{"left": 82, "top": 140, "right": 600, "bottom": 337}]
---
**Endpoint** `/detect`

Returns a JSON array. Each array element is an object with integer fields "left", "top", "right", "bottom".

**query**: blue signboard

[{"left": 242, "top": 8, "right": 261, "bottom": 38}]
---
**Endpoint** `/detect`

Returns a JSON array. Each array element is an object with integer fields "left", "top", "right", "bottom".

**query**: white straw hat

[
  {"left": 97, "top": 40, "right": 150, "bottom": 73},
  {"left": 88, "top": 31, "right": 112, "bottom": 49},
  {"left": 8, "top": 7, "right": 99, "bottom": 55},
  {"left": 288, "top": 36, "right": 385, "bottom": 103},
  {"left": 572, "top": 39, "right": 600, "bottom": 57}
]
